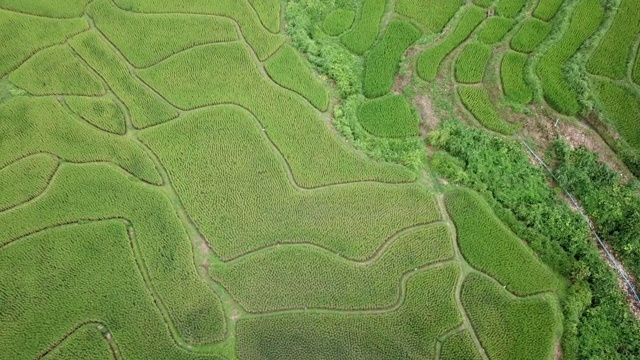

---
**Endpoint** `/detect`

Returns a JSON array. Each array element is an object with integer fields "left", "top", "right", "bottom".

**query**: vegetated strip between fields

[{"left": 523, "top": 141, "right": 640, "bottom": 307}]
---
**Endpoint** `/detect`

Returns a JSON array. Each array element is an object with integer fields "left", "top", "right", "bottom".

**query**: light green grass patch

[
  {"left": 211, "top": 224, "right": 453, "bottom": 311},
  {"left": 9, "top": 45, "right": 104, "bottom": 96},
  {"left": 0, "top": 154, "right": 58, "bottom": 212},
  {"left": 510, "top": 18, "right": 553, "bottom": 53},
  {"left": 357, "top": 94, "right": 419, "bottom": 138},
  {"left": 363, "top": 19, "right": 421, "bottom": 98},
  {"left": 0, "top": 0, "right": 90, "bottom": 18},
  {"left": 477, "top": 17, "right": 516, "bottom": 45},
  {"left": 322, "top": 8, "right": 355, "bottom": 36},
  {"left": 0, "top": 97, "right": 160, "bottom": 184},
  {"left": 248, "top": 0, "right": 281, "bottom": 33},
  {"left": 340, "top": 0, "right": 387, "bottom": 54},
  {"left": 462, "top": 273, "right": 560, "bottom": 360},
  {"left": 417, "top": 6, "right": 486, "bottom": 81},
  {"left": 501, "top": 51, "right": 533, "bottom": 104},
  {"left": 66, "top": 96, "right": 126, "bottom": 135},
  {"left": 265, "top": 44, "right": 329, "bottom": 111},
  {"left": 396, "top": 0, "right": 464, "bottom": 33},
  {"left": 138, "top": 42, "right": 416, "bottom": 187},
  {"left": 89, "top": 0, "right": 238, "bottom": 68},
  {"left": 0, "top": 10, "right": 88, "bottom": 76},
  {"left": 139, "top": 106, "right": 439, "bottom": 260},
  {"left": 69, "top": 31, "right": 178, "bottom": 128},
  {"left": 236, "top": 264, "right": 461, "bottom": 359},
  {"left": 536, "top": 0, "right": 605, "bottom": 116},
  {"left": 446, "top": 188, "right": 562, "bottom": 294}
]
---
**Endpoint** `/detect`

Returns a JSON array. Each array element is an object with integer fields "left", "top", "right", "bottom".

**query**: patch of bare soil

[
  {"left": 414, "top": 94, "right": 439, "bottom": 139},
  {"left": 554, "top": 340, "right": 563, "bottom": 360}
]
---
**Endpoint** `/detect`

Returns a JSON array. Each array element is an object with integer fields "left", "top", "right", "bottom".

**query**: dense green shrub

[
  {"left": 363, "top": 19, "right": 421, "bottom": 98},
  {"left": 428, "top": 120, "right": 640, "bottom": 359}
]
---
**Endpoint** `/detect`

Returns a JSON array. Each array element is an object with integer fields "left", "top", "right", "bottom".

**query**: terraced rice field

[{"left": 2, "top": 0, "right": 640, "bottom": 359}]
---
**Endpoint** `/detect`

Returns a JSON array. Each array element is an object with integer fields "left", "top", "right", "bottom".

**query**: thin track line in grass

[
  {"left": 36, "top": 321, "right": 122, "bottom": 360},
  {"left": 0, "top": 158, "right": 60, "bottom": 214},
  {"left": 437, "top": 194, "right": 490, "bottom": 360},
  {"left": 244, "top": 0, "right": 280, "bottom": 35},
  {"left": 523, "top": 141, "right": 640, "bottom": 305},
  {"left": 0, "top": 217, "right": 226, "bottom": 353},
  {"left": 221, "top": 221, "right": 447, "bottom": 264},
  {"left": 239, "top": 259, "right": 456, "bottom": 316}
]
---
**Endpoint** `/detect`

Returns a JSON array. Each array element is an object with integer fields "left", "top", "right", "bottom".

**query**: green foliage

[
  {"left": 0, "top": 154, "right": 58, "bottom": 211},
  {"left": 440, "top": 330, "right": 483, "bottom": 360},
  {"left": 0, "top": 0, "right": 90, "bottom": 18},
  {"left": 634, "top": 49, "right": 640, "bottom": 84},
  {"left": 0, "top": 164, "right": 226, "bottom": 345},
  {"left": 457, "top": 85, "right": 519, "bottom": 134},
  {"left": 0, "top": 221, "right": 223, "bottom": 359},
  {"left": 212, "top": 224, "right": 453, "bottom": 311},
  {"left": 501, "top": 51, "right": 533, "bottom": 104},
  {"left": 428, "top": 120, "right": 640, "bottom": 359},
  {"left": 536, "top": 0, "right": 605, "bottom": 116},
  {"left": 138, "top": 42, "right": 415, "bottom": 187},
  {"left": 265, "top": 44, "right": 329, "bottom": 111},
  {"left": 477, "top": 17, "right": 516, "bottom": 45},
  {"left": 591, "top": 78, "right": 640, "bottom": 148},
  {"left": 396, "top": 0, "right": 464, "bottom": 33},
  {"left": 9, "top": 45, "right": 104, "bottom": 96},
  {"left": 461, "top": 273, "right": 559, "bottom": 360},
  {"left": 495, "top": 0, "right": 526, "bottom": 18},
  {"left": 340, "top": 0, "right": 387, "bottom": 54},
  {"left": 363, "top": 19, "right": 421, "bottom": 98},
  {"left": 236, "top": 264, "right": 461, "bottom": 359},
  {"left": 357, "top": 94, "right": 419, "bottom": 137},
  {"left": 534, "top": 0, "right": 564, "bottom": 21},
  {"left": 586, "top": 0, "right": 640, "bottom": 79},
  {"left": 65, "top": 96, "right": 126, "bottom": 135},
  {"left": 510, "top": 18, "right": 553, "bottom": 53},
  {"left": 139, "top": 106, "right": 439, "bottom": 260},
  {"left": 0, "top": 10, "right": 88, "bottom": 76},
  {"left": 446, "top": 188, "right": 563, "bottom": 295},
  {"left": 0, "top": 97, "right": 161, "bottom": 184},
  {"left": 473, "top": 0, "right": 492, "bottom": 8},
  {"left": 248, "top": 0, "right": 281, "bottom": 33},
  {"left": 416, "top": 6, "right": 486, "bottom": 81},
  {"left": 455, "top": 42, "right": 492, "bottom": 84},
  {"left": 69, "top": 31, "right": 178, "bottom": 128},
  {"left": 89, "top": 0, "right": 238, "bottom": 68},
  {"left": 551, "top": 141, "right": 640, "bottom": 279},
  {"left": 113, "top": 0, "right": 284, "bottom": 60},
  {"left": 44, "top": 325, "right": 112, "bottom": 360},
  {"left": 322, "top": 8, "right": 355, "bottom": 36}
]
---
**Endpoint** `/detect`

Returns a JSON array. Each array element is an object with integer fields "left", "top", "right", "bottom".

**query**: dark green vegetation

[
  {"left": 429, "top": 121, "right": 640, "bottom": 359},
  {"left": 363, "top": 19, "right": 420, "bottom": 98},
  {"left": 357, "top": 95, "right": 419, "bottom": 137},
  {"left": 4, "top": 0, "right": 640, "bottom": 358}
]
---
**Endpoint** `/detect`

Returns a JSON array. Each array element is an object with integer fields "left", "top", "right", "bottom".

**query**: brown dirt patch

[{"left": 414, "top": 94, "right": 439, "bottom": 138}]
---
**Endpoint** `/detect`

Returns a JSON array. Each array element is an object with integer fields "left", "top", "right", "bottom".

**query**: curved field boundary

[
  {"left": 0, "top": 153, "right": 60, "bottom": 213},
  {"left": 38, "top": 321, "right": 120, "bottom": 360}
]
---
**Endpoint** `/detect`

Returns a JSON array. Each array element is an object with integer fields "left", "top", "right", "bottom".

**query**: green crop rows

[
  {"left": 65, "top": 96, "right": 126, "bottom": 135},
  {"left": 455, "top": 42, "right": 492, "bottom": 84},
  {"left": 457, "top": 85, "right": 519, "bottom": 135},
  {"left": 510, "top": 18, "right": 552, "bottom": 53},
  {"left": 357, "top": 94, "right": 419, "bottom": 137},
  {"left": 322, "top": 9, "right": 355, "bottom": 36},
  {"left": 501, "top": 51, "right": 533, "bottom": 104},
  {"left": 477, "top": 17, "right": 516, "bottom": 45},
  {"left": 395, "top": 0, "right": 463, "bottom": 33},
  {"left": 340, "top": 0, "right": 387, "bottom": 54},
  {"left": 363, "top": 19, "right": 420, "bottom": 98}
]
